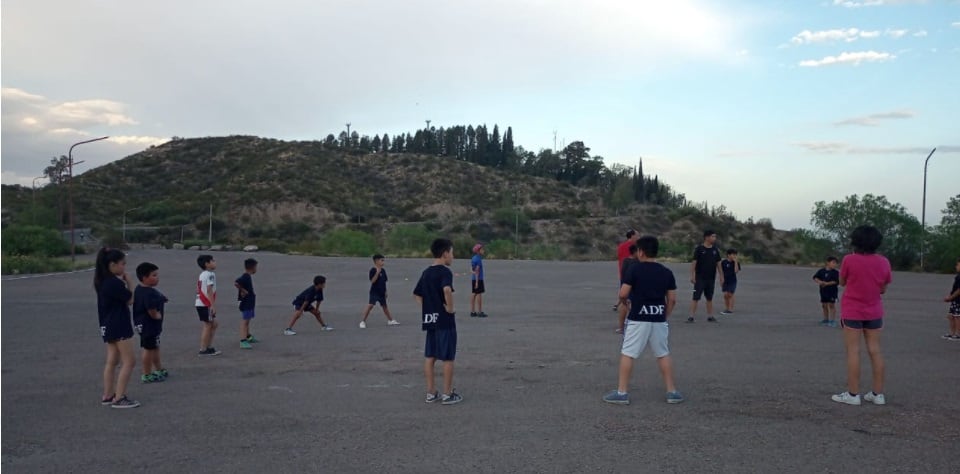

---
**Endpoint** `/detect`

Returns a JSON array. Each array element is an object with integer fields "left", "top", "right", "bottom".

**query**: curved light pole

[
  {"left": 920, "top": 147, "right": 937, "bottom": 271},
  {"left": 68, "top": 136, "right": 109, "bottom": 261},
  {"left": 123, "top": 207, "right": 142, "bottom": 244},
  {"left": 32, "top": 176, "right": 46, "bottom": 224}
]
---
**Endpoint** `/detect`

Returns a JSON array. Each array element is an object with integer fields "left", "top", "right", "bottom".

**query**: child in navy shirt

[
  {"left": 284, "top": 275, "right": 332, "bottom": 335},
  {"left": 235, "top": 258, "right": 259, "bottom": 349},
  {"left": 720, "top": 249, "right": 741, "bottom": 315},
  {"left": 133, "top": 262, "right": 168, "bottom": 384},
  {"left": 813, "top": 256, "right": 840, "bottom": 327},
  {"left": 415, "top": 238, "right": 462, "bottom": 405},
  {"left": 360, "top": 254, "right": 399, "bottom": 328},
  {"left": 94, "top": 248, "right": 139, "bottom": 408}
]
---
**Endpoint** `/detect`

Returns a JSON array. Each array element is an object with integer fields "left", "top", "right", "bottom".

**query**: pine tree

[{"left": 381, "top": 134, "right": 391, "bottom": 153}]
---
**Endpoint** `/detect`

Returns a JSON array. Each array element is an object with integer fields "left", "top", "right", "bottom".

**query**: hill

[{"left": 4, "top": 136, "right": 811, "bottom": 262}]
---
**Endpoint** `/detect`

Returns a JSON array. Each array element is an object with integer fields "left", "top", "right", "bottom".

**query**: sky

[{"left": 2, "top": 0, "right": 958, "bottom": 230}]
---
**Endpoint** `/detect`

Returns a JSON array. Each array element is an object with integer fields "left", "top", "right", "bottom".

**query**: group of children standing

[{"left": 94, "top": 240, "right": 488, "bottom": 408}]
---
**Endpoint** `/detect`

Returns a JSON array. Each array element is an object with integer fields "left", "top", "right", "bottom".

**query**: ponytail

[{"left": 93, "top": 247, "right": 125, "bottom": 292}]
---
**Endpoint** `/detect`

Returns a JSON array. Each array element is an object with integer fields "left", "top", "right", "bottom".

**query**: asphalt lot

[{"left": 2, "top": 249, "right": 958, "bottom": 473}]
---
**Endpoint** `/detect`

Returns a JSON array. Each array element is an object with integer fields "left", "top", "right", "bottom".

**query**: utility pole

[
  {"left": 553, "top": 129, "right": 558, "bottom": 152},
  {"left": 67, "top": 136, "right": 109, "bottom": 261},
  {"left": 425, "top": 119, "right": 431, "bottom": 130},
  {"left": 208, "top": 204, "right": 213, "bottom": 243}
]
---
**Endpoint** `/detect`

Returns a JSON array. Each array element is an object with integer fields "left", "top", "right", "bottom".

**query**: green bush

[
  {"left": 2, "top": 255, "right": 75, "bottom": 275},
  {"left": 485, "top": 239, "right": 517, "bottom": 259},
  {"left": 314, "top": 229, "right": 376, "bottom": 256},
  {"left": 522, "top": 244, "right": 564, "bottom": 261},
  {"left": 1, "top": 225, "right": 70, "bottom": 257},
  {"left": 386, "top": 224, "right": 435, "bottom": 256}
]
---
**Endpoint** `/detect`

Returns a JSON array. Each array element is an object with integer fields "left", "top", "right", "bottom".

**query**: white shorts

[{"left": 620, "top": 320, "right": 670, "bottom": 359}]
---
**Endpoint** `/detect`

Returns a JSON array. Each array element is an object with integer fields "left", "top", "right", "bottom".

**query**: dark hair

[
  {"left": 430, "top": 238, "right": 453, "bottom": 258},
  {"left": 850, "top": 225, "right": 882, "bottom": 254},
  {"left": 136, "top": 262, "right": 159, "bottom": 282},
  {"left": 703, "top": 230, "right": 716, "bottom": 238},
  {"left": 726, "top": 248, "right": 738, "bottom": 255},
  {"left": 637, "top": 236, "right": 659, "bottom": 257},
  {"left": 625, "top": 229, "right": 637, "bottom": 239},
  {"left": 93, "top": 248, "right": 126, "bottom": 292},
  {"left": 628, "top": 244, "right": 638, "bottom": 255},
  {"left": 197, "top": 254, "right": 214, "bottom": 270},
  {"left": 826, "top": 256, "right": 838, "bottom": 263},
  {"left": 244, "top": 258, "right": 258, "bottom": 270},
  {"left": 313, "top": 275, "right": 326, "bottom": 286},
  {"left": 372, "top": 253, "right": 384, "bottom": 261}
]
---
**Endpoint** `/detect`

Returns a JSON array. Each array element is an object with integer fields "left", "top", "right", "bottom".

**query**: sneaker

[
  {"left": 942, "top": 333, "right": 954, "bottom": 340},
  {"left": 140, "top": 373, "right": 161, "bottom": 383},
  {"left": 707, "top": 317, "right": 718, "bottom": 323},
  {"left": 100, "top": 395, "right": 115, "bottom": 406},
  {"left": 863, "top": 391, "right": 886, "bottom": 405},
  {"left": 951, "top": 335, "right": 960, "bottom": 341},
  {"left": 666, "top": 391, "right": 685, "bottom": 404},
  {"left": 359, "top": 321, "right": 367, "bottom": 329},
  {"left": 720, "top": 310, "right": 732, "bottom": 315},
  {"left": 245, "top": 335, "right": 259, "bottom": 343},
  {"left": 831, "top": 391, "right": 861, "bottom": 406},
  {"left": 283, "top": 328, "right": 297, "bottom": 336},
  {"left": 198, "top": 347, "right": 221, "bottom": 356},
  {"left": 470, "top": 312, "right": 478, "bottom": 317},
  {"left": 820, "top": 320, "right": 830, "bottom": 326},
  {"left": 320, "top": 326, "right": 334, "bottom": 331},
  {"left": 155, "top": 368, "right": 169, "bottom": 379},
  {"left": 425, "top": 391, "right": 440, "bottom": 403},
  {"left": 478, "top": 312, "right": 488, "bottom": 318},
  {"left": 240, "top": 340, "right": 253, "bottom": 349},
  {"left": 441, "top": 391, "right": 463, "bottom": 405},
  {"left": 602, "top": 390, "right": 630, "bottom": 405},
  {"left": 828, "top": 321, "right": 839, "bottom": 328},
  {"left": 686, "top": 317, "right": 695, "bottom": 323},
  {"left": 111, "top": 396, "right": 141, "bottom": 409},
  {"left": 387, "top": 320, "right": 400, "bottom": 326}
]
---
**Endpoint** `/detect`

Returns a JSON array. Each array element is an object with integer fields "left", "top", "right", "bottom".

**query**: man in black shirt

[{"left": 687, "top": 230, "right": 723, "bottom": 323}]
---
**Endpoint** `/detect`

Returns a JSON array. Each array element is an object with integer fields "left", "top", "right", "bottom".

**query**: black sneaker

[
  {"left": 441, "top": 391, "right": 463, "bottom": 405},
  {"left": 111, "top": 396, "right": 141, "bottom": 409},
  {"left": 478, "top": 312, "right": 488, "bottom": 318},
  {"left": 720, "top": 310, "right": 733, "bottom": 315},
  {"left": 470, "top": 312, "right": 478, "bottom": 317},
  {"left": 686, "top": 317, "right": 695, "bottom": 323},
  {"left": 707, "top": 317, "right": 718, "bottom": 323},
  {"left": 198, "top": 347, "right": 222, "bottom": 356}
]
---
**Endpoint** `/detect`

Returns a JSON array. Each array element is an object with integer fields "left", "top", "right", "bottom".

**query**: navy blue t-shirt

[
  {"left": 692, "top": 245, "right": 722, "bottom": 280},
  {"left": 623, "top": 261, "right": 677, "bottom": 323},
  {"left": 236, "top": 273, "right": 256, "bottom": 310},
  {"left": 951, "top": 274, "right": 960, "bottom": 303},
  {"left": 98, "top": 276, "right": 132, "bottom": 329},
  {"left": 369, "top": 267, "right": 387, "bottom": 296},
  {"left": 721, "top": 259, "right": 740, "bottom": 282},
  {"left": 813, "top": 268, "right": 840, "bottom": 298},
  {"left": 293, "top": 286, "right": 323, "bottom": 308},
  {"left": 414, "top": 265, "right": 455, "bottom": 330},
  {"left": 133, "top": 285, "right": 166, "bottom": 335}
]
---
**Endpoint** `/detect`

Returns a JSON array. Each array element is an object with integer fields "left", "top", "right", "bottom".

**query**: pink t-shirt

[{"left": 839, "top": 253, "right": 892, "bottom": 320}]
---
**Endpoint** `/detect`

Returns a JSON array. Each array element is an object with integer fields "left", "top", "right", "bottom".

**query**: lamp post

[
  {"left": 32, "top": 176, "right": 46, "bottom": 224},
  {"left": 920, "top": 147, "right": 937, "bottom": 271},
  {"left": 68, "top": 136, "right": 109, "bottom": 261},
  {"left": 123, "top": 207, "right": 141, "bottom": 244}
]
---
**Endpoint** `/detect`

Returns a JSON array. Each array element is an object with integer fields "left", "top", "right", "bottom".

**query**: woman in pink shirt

[{"left": 832, "top": 225, "right": 892, "bottom": 406}]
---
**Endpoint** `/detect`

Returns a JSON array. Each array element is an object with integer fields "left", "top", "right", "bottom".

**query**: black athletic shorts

[
  {"left": 424, "top": 328, "right": 457, "bottom": 361},
  {"left": 140, "top": 334, "right": 160, "bottom": 350},
  {"left": 196, "top": 306, "right": 216, "bottom": 322},
  {"left": 693, "top": 279, "right": 715, "bottom": 301},
  {"left": 841, "top": 318, "right": 883, "bottom": 330},
  {"left": 472, "top": 280, "right": 485, "bottom": 294}
]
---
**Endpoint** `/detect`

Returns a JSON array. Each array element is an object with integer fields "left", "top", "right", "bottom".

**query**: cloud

[
  {"left": 798, "top": 50, "right": 895, "bottom": 67},
  {"left": 953, "top": 21, "right": 960, "bottom": 28},
  {"left": 790, "top": 28, "right": 880, "bottom": 44},
  {"left": 834, "top": 110, "right": 916, "bottom": 126},
  {"left": 913, "top": 30, "right": 928, "bottom": 37},
  {"left": 885, "top": 29, "right": 909, "bottom": 38},
  {"left": 832, "top": 0, "right": 927, "bottom": 7},
  {"left": 794, "top": 142, "right": 958, "bottom": 154},
  {"left": 1, "top": 87, "right": 168, "bottom": 185}
]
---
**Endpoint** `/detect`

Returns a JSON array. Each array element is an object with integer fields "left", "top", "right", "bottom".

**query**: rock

[
  {"left": 172, "top": 243, "right": 185, "bottom": 250},
  {"left": 243, "top": 245, "right": 259, "bottom": 252},
  {"left": 188, "top": 246, "right": 200, "bottom": 251},
  {"left": 210, "top": 245, "right": 224, "bottom": 251}
]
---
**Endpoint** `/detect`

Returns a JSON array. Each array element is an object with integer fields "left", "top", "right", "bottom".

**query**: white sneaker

[
  {"left": 283, "top": 328, "right": 297, "bottom": 336},
  {"left": 321, "top": 326, "right": 334, "bottom": 331},
  {"left": 831, "top": 391, "right": 861, "bottom": 406},
  {"left": 359, "top": 321, "right": 367, "bottom": 329},
  {"left": 387, "top": 320, "right": 400, "bottom": 326},
  {"left": 863, "top": 392, "right": 886, "bottom": 405}
]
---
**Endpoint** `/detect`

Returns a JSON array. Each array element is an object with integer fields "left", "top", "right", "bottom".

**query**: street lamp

[
  {"left": 920, "top": 147, "right": 937, "bottom": 271},
  {"left": 32, "top": 176, "right": 46, "bottom": 224},
  {"left": 68, "top": 136, "right": 109, "bottom": 261},
  {"left": 123, "top": 207, "right": 142, "bottom": 244}
]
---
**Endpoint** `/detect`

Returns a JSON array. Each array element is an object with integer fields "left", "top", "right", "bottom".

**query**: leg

[
  {"left": 689, "top": 300, "right": 699, "bottom": 317},
  {"left": 115, "top": 339, "right": 136, "bottom": 399},
  {"left": 829, "top": 303, "right": 837, "bottom": 321},
  {"left": 617, "top": 354, "right": 635, "bottom": 393},
  {"left": 657, "top": 355, "right": 677, "bottom": 393},
  {"left": 382, "top": 304, "right": 394, "bottom": 321},
  {"left": 442, "top": 360, "right": 455, "bottom": 395},
  {"left": 360, "top": 304, "right": 374, "bottom": 322},
  {"left": 729, "top": 292, "right": 736, "bottom": 311},
  {"left": 842, "top": 327, "right": 862, "bottom": 394},
  {"left": 141, "top": 346, "right": 151, "bottom": 376},
  {"left": 821, "top": 303, "right": 829, "bottom": 319},
  {"left": 951, "top": 316, "right": 959, "bottom": 336},
  {"left": 723, "top": 292, "right": 732, "bottom": 311},
  {"left": 311, "top": 309, "right": 327, "bottom": 326},
  {"left": 103, "top": 344, "right": 120, "bottom": 399},
  {"left": 209, "top": 317, "right": 219, "bottom": 345},
  {"left": 424, "top": 357, "right": 436, "bottom": 394},
  {"left": 863, "top": 329, "right": 884, "bottom": 395},
  {"left": 287, "top": 310, "right": 302, "bottom": 329},
  {"left": 476, "top": 293, "right": 483, "bottom": 313},
  {"left": 154, "top": 348, "right": 164, "bottom": 371},
  {"left": 470, "top": 292, "right": 477, "bottom": 313},
  {"left": 200, "top": 322, "right": 210, "bottom": 350},
  {"left": 240, "top": 318, "right": 250, "bottom": 340}
]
